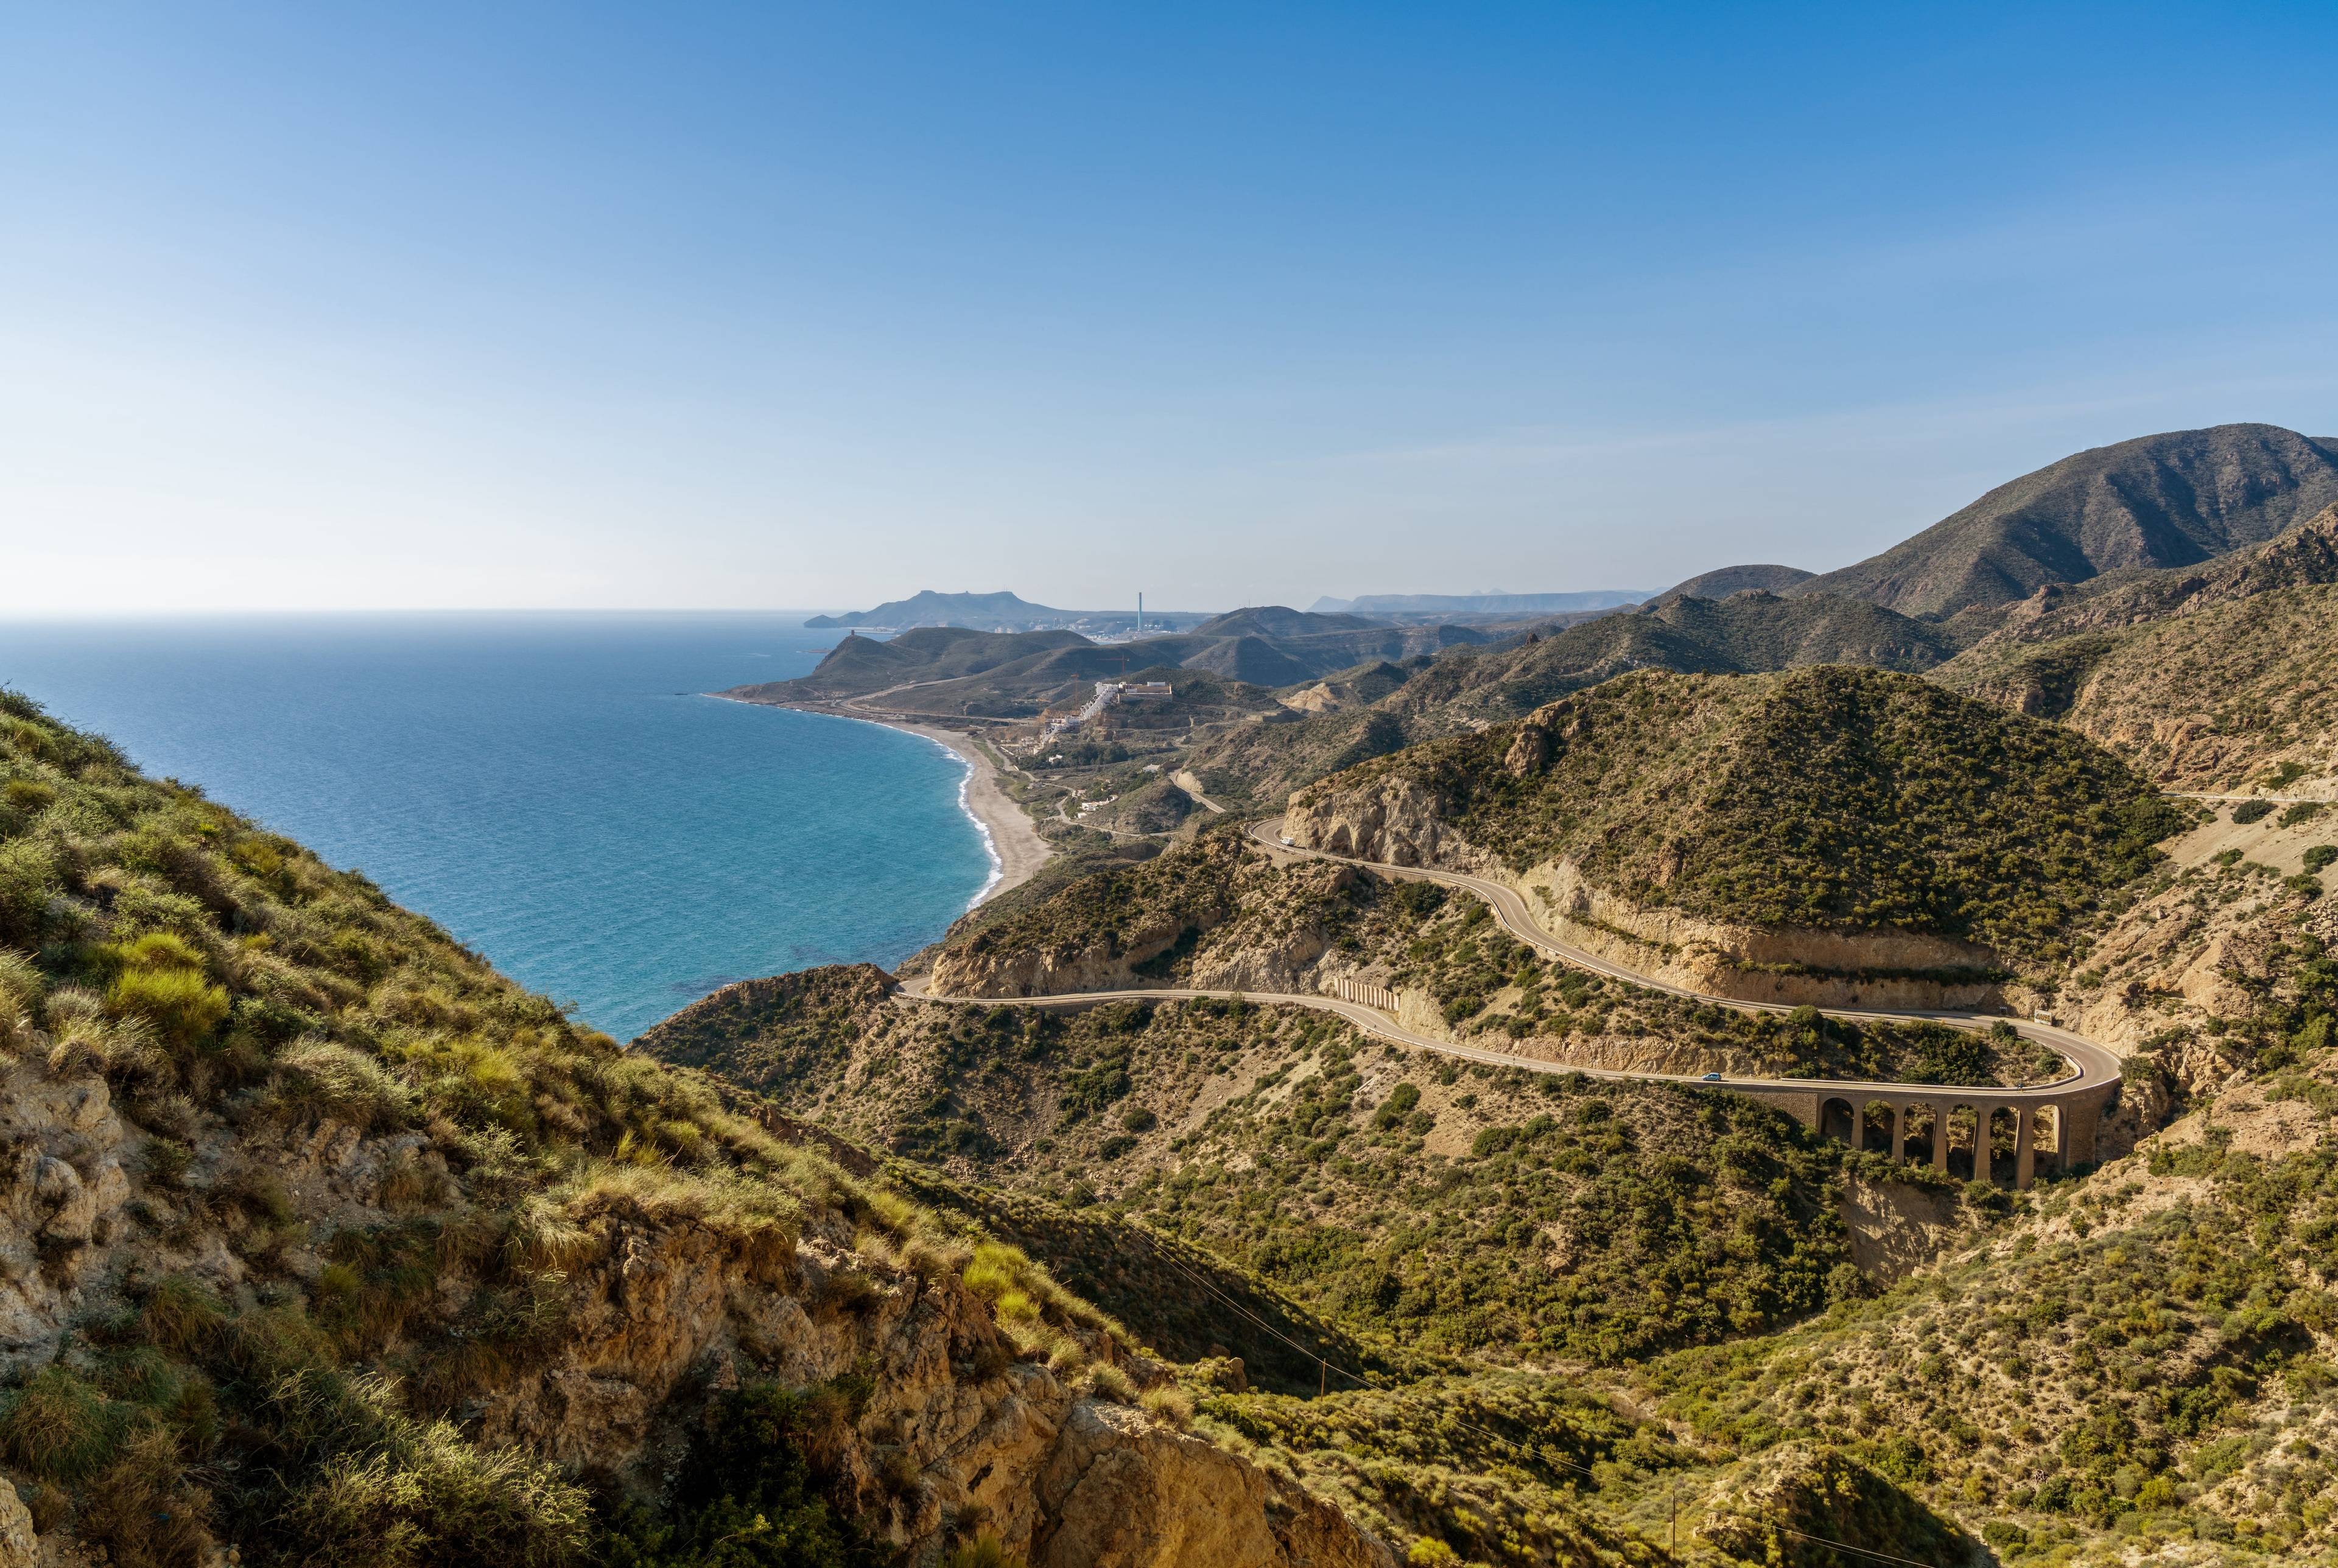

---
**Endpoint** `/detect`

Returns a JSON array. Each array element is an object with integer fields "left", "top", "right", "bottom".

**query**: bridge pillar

[
  {"left": 1974, "top": 1104, "right": 1995, "bottom": 1185},
  {"left": 1931, "top": 1105, "right": 1950, "bottom": 1173},
  {"left": 2015, "top": 1108, "right": 2035, "bottom": 1190},
  {"left": 2061, "top": 1096, "right": 2101, "bottom": 1167},
  {"left": 1889, "top": 1102, "right": 1905, "bottom": 1164}
]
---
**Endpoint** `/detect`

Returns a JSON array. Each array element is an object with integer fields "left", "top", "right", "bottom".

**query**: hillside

[
  {"left": 638, "top": 977, "right": 1890, "bottom": 1368},
  {"left": 1186, "top": 592, "right": 1957, "bottom": 810},
  {"left": 1794, "top": 422, "right": 2338, "bottom": 620},
  {"left": 1284, "top": 666, "right": 2183, "bottom": 969},
  {"left": 1939, "top": 502, "right": 2338, "bottom": 795},
  {"left": 0, "top": 692, "right": 1401, "bottom": 1568},
  {"left": 639, "top": 805, "right": 2338, "bottom": 1564}
]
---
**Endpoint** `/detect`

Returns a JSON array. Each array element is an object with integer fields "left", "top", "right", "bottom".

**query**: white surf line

[
  {"left": 702, "top": 693, "right": 1004, "bottom": 909},
  {"left": 935, "top": 733, "right": 1006, "bottom": 909}
]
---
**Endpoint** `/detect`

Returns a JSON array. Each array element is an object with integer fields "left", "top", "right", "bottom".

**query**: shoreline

[{"left": 707, "top": 695, "right": 1052, "bottom": 907}]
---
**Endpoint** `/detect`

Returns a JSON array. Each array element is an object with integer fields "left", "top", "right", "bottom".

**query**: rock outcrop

[{"left": 471, "top": 1200, "right": 1394, "bottom": 1567}]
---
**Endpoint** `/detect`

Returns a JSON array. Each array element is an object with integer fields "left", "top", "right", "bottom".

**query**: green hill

[{"left": 1288, "top": 665, "right": 2182, "bottom": 961}]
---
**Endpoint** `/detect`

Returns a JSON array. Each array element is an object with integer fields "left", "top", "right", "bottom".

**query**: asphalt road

[{"left": 903, "top": 818, "right": 2124, "bottom": 1105}]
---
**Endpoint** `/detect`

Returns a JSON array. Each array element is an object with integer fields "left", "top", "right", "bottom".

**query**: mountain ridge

[{"left": 1792, "top": 422, "right": 2338, "bottom": 620}]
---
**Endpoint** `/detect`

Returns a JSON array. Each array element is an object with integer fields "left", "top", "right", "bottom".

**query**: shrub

[
  {"left": 1139, "top": 1385, "right": 1193, "bottom": 1429},
  {"left": 1084, "top": 1364, "right": 1134, "bottom": 1404},
  {"left": 0, "top": 1365, "right": 132, "bottom": 1483},
  {"left": 138, "top": 1276, "right": 226, "bottom": 1356},
  {"left": 2233, "top": 800, "right": 2274, "bottom": 825},
  {"left": 598, "top": 1382, "right": 873, "bottom": 1567},
  {"left": 1372, "top": 1083, "right": 1421, "bottom": 1129},
  {"left": 107, "top": 965, "right": 230, "bottom": 1055},
  {"left": 267, "top": 1040, "right": 420, "bottom": 1131},
  {"left": 0, "top": 839, "right": 57, "bottom": 948},
  {"left": 275, "top": 1407, "right": 592, "bottom": 1568},
  {"left": 78, "top": 1425, "right": 216, "bottom": 1567}
]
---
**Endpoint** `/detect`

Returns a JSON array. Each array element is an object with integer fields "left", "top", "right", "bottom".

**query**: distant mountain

[
  {"left": 725, "top": 608, "right": 1489, "bottom": 718},
  {"left": 805, "top": 589, "right": 1211, "bottom": 633},
  {"left": 1194, "top": 606, "right": 1381, "bottom": 637},
  {"left": 1309, "top": 589, "right": 1650, "bottom": 615},
  {"left": 1794, "top": 423, "right": 2338, "bottom": 620},
  {"left": 1658, "top": 564, "right": 1814, "bottom": 601},
  {"left": 805, "top": 590, "right": 1065, "bottom": 629}
]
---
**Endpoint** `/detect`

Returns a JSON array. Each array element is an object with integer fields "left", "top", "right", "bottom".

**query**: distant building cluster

[{"left": 1040, "top": 680, "right": 1173, "bottom": 739}]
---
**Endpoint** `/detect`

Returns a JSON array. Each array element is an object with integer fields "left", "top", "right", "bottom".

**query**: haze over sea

[{"left": 0, "top": 614, "right": 993, "bottom": 1040}]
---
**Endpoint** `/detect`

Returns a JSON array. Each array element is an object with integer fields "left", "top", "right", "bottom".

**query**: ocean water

[{"left": 0, "top": 614, "right": 993, "bottom": 1040}]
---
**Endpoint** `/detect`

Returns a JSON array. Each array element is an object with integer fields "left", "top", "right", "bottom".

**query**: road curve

[{"left": 904, "top": 819, "right": 2123, "bottom": 1107}]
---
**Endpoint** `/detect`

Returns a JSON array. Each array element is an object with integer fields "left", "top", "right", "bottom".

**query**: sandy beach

[{"left": 879, "top": 719, "right": 1054, "bottom": 903}]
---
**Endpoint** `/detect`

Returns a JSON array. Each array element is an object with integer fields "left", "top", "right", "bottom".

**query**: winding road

[{"left": 904, "top": 817, "right": 2125, "bottom": 1176}]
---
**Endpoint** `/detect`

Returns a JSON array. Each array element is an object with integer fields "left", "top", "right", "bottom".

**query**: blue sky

[{"left": 5, "top": 2, "right": 2336, "bottom": 612}]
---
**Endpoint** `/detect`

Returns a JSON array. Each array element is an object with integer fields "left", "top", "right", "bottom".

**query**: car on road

[{"left": 1701, "top": 1073, "right": 1723, "bottom": 1081}]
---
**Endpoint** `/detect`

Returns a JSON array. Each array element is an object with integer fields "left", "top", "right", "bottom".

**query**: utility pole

[{"left": 1669, "top": 1489, "right": 1676, "bottom": 1556}]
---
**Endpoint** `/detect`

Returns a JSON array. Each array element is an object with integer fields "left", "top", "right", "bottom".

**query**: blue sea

[{"left": 0, "top": 615, "right": 993, "bottom": 1040}]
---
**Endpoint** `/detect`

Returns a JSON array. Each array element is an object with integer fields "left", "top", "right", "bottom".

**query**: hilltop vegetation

[
  {"left": 903, "top": 827, "right": 2051, "bottom": 1085},
  {"left": 1290, "top": 666, "right": 2183, "bottom": 962}
]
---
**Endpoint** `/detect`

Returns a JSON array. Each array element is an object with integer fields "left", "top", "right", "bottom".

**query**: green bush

[
  {"left": 107, "top": 964, "right": 230, "bottom": 1054},
  {"left": 0, "top": 1366, "right": 133, "bottom": 1483},
  {"left": 599, "top": 1383, "right": 874, "bottom": 1567}
]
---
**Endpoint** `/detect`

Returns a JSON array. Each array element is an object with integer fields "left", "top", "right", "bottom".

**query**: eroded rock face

[
  {"left": 0, "top": 1066, "right": 136, "bottom": 1362},
  {"left": 0, "top": 1478, "right": 35, "bottom": 1568},
  {"left": 929, "top": 922, "right": 1190, "bottom": 998},
  {"left": 1036, "top": 1401, "right": 1391, "bottom": 1568},
  {"left": 472, "top": 1209, "right": 1395, "bottom": 1568},
  {"left": 1283, "top": 776, "right": 1488, "bottom": 873}
]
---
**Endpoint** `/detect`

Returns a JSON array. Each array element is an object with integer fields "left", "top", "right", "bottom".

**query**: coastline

[{"left": 707, "top": 695, "right": 1052, "bottom": 906}]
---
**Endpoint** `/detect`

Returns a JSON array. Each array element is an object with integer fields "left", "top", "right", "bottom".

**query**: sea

[{"left": 0, "top": 614, "right": 994, "bottom": 1040}]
